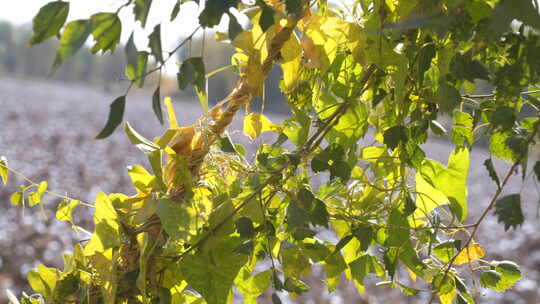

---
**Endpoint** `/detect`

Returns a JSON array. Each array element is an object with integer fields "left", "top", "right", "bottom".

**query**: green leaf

[
  {"left": 56, "top": 199, "right": 80, "bottom": 222},
  {"left": 152, "top": 86, "right": 164, "bottom": 124},
  {"left": 349, "top": 254, "right": 384, "bottom": 287},
  {"left": 385, "top": 209, "right": 409, "bottom": 247},
  {"left": 234, "top": 268, "right": 272, "bottom": 301},
  {"left": 171, "top": 1, "right": 182, "bottom": 21},
  {"left": 322, "top": 251, "right": 347, "bottom": 291},
  {"left": 398, "top": 283, "right": 420, "bottom": 296},
  {"left": 334, "top": 235, "right": 354, "bottom": 253},
  {"left": 127, "top": 165, "right": 155, "bottom": 193},
  {"left": 181, "top": 236, "right": 247, "bottom": 304},
  {"left": 90, "top": 13, "right": 121, "bottom": 54},
  {"left": 310, "top": 199, "right": 329, "bottom": 227},
  {"left": 125, "top": 33, "right": 137, "bottom": 79},
  {"left": 352, "top": 226, "right": 374, "bottom": 252},
  {"left": 156, "top": 198, "right": 195, "bottom": 239},
  {"left": 135, "top": 51, "right": 149, "bottom": 87},
  {"left": 489, "top": 131, "right": 514, "bottom": 161},
  {"left": 480, "top": 270, "right": 501, "bottom": 289},
  {"left": 235, "top": 217, "right": 255, "bottom": 238},
  {"left": 199, "top": 0, "right": 240, "bottom": 28},
  {"left": 27, "top": 265, "right": 60, "bottom": 300},
  {"left": 283, "top": 277, "right": 310, "bottom": 294},
  {"left": 0, "top": 156, "right": 8, "bottom": 185},
  {"left": 451, "top": 110, "right": 473, "bottom": 146},
  {"left": 401, "top": 194, "right": 416, "bottom": 217},
  {"left": 492, "top": 261, "right": 522, "bottom": 291},
  {"left": 177, "top": 57, "right": 206, "bottom": 92},
  {"left": 433, "top": 241, "right": 456, "bottom": 263},
  {"left": 416, "top": 44, "right": 436, "bottom": 85},
  {"left": 228, "top": 14, "right": 243, "bottom": 41},
  {"left": 259, "top": 5, "right": 275, "bottom": 32},
  {"left": 29, "top": 1, "right": 70, "bottom": 45},
  {"left": 330, "top": 160, "right": 352, "bottom": 180},
  {"left": 494, "top": 194, "right": 524, "bottom": 231},
  {"left": 491, "top": 0, "right": 540, "bottom": 34},
  {"left": 217, "top": 134, "right": 238, "bottom": 154},
  {"left": 134, "top": 0, "right": 153, "bottom": 27},
  {"left": 95, "top": 96, "right": 126, "bottom": 139},
  {"left": 415, "top": 148, "right": 470, "bottom": 221},
  {"left": 491, "top": 107, "right": 516, "bottom": 129},
  {"left": 483, "top": 158, "right": 501, "bottom": 189},
  {"left": 84, "top": 192, "right": 120, "bottom": 255},
  {"left": 437, "top": 81, "right": 461, "bottom": 113},
  {"left": 284, "top": 0, "right": 303, "bottom": 16},
  {"left": 149, "top": 24, "right": 164, "bottom": 63},
  {"left": 383, "top": 125, "right": 407, "bottom": 150},
  {"left": 124, "top": 33, "right": 149, "bottom": 88},
  {"left": 466, "top": 1, "right": 492, "bottom": 22},
  {"left": 451, "top": 54, "right": 490, "bottom": 82},
  {"left": 52, "top": 19, "right": 92, "bottom": 71},
  {"left": 125, "top": 122, "right": 159, "bottom": 154}
]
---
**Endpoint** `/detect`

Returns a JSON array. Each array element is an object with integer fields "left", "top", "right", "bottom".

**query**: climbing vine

[{"left": 3, "top": 0, "right": 540, "bottom": 303}]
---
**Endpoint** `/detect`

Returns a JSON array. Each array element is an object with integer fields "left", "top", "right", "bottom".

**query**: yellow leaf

[
  {"left": 281, "top": 34, "right": 302, "bottom": 91},
  {"left": 56, "top": 199, "right": 80, "bottom": 221},
  {"left": 243, "top": 113, "right": 280, "bottom": 140},
  {"left": 439, "top": 289, "right": 456, "bottom": 304},
  {"left": 232, "top": 30, "right": 255, "bottom": 54},
  {"left": 245, "top": 57, "right": 265, "bottom": 97},
  {"left": 454, "top": 244, "right": 485, "bottom": 265},
  {"left": 164, "top": 97, "right": 178, "bottom": 128},
  {"left": 0, "top": 156, "right": 8, "bottom": 185},
  {"left": 414, "top": 174, "right": 449, "bottom": 219}
]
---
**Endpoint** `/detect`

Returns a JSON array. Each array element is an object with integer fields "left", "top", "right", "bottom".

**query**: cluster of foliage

[{"left": 3, "top": 0, "right": 540, "bottom": 303}]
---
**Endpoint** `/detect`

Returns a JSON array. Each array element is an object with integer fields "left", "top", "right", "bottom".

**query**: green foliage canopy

[{"left": 3, "top": 0, "right": 540, "bottom": 303}]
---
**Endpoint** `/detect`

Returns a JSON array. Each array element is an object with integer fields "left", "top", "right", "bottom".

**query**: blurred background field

[{"left": 1, "top": 12, "right": 540, "bottom": 304}]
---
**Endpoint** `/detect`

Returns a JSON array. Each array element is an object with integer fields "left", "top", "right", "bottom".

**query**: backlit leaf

[
  {"left": 10, "top": 191, "right": 23, "bottom": 206},
  {"left": 56, "top": 199, "right": 80, "bottom": 221},
  {"left": 492, "top": 261, "right": 522, "bottom": 291},
  {"left": 29, "top": 1, "right": 69, "bottom": 45},
  {"left": 243, "top": 113, "right": 280, "bottom": 140},
  {"left": 90, "top": 13, "right": 121, "bottom": 53},
  {"left": 0, "top": 156, "right": 8, "bottom": 185},
  {"left": 52, "top": 19, "right": 91, "bottom": 71},
  {"left": 480, "top": 270, "right": 501, "bottom": 289},
  {"left": 125, "top": 122, "right": 159, "bottom": 154},
  {"left": 454, "top": 244, "right": 485, "bottom": 265},
  {"left": 164, "top": 97, "right": 178, "bottom": 128}
]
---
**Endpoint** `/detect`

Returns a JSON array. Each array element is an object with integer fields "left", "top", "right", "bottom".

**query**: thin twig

[{"left": 428, "top": 121, "right": 540, "bottom": 303}]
